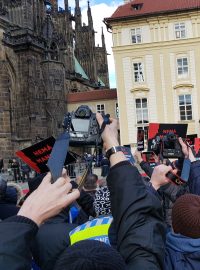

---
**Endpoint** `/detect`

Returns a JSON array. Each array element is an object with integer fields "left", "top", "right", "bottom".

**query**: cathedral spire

[
  {"left": 75, "top": 0, "right": 82, "bottom": 29},
  {"left": 51, "top": 0, "right": 58, "bottom": 13},
  {"left": 101, "top": 27, "right": 106, "bottom": 48},
  {"left": 64, "top": 0, "right": 68, "bottom": 12},
  {"left": 87, "top": 1, "right": 93, "bottom": 29}
]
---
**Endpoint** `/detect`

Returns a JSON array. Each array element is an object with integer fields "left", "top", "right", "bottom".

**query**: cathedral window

[{"left": 50, "top": 42, "right": 59, "bottom": 61}]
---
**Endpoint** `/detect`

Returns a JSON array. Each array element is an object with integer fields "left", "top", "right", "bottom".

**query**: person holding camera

[{"left": 0, "top": 113, "right": 167, "bottom": 270}]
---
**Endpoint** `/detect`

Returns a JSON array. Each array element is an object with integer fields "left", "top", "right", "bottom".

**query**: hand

[
  {"left": 96, "top": 113, "right": 119, "bottom": 150},
  {"left": 150, "top": 165, "right": 172, "bottom": 190},
  {"left": 179, "top": 137, "right": 196, "bottom": 162},
  {"left": 178, "top": 137, "right": 189, "bottom": 158},
  {"left": 18, "top": 172, "right": 80, "bottom": 226},
  {"left": 134, "top": 149, "right": 143, "bottom": 164},
  {"left": 153, "top": 153, "right": 159, "bottom": 163},
  {"left": 96, "top": 113, "right": 126, "bottom": 166}
]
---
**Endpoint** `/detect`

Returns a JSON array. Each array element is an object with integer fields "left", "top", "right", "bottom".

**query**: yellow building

[
  {"left": 67, "top": 89, "right": 118, "bottom": 119},
  {"left": 105, "top": 0, "right": 200, "bottom": 146}
]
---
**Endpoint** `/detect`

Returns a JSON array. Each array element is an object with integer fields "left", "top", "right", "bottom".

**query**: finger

[
  {"left": 41, "top": 172, "right": 51, "bottom": 186},
  {"left": 53, "top": 177, "right": 68, "bottom": 187},
  {"left": 64, "top": 189, "right": 80, "bottom": 206},
  {"left": 62, "top": 168, "right": 67, "bottom": 178},
  {"left": 64, "top": 182, "right": 72, "bottom": 194},
  {"left": 166, "top": 165, "right": 173, "bottom": 173},
  {"left": 178, "top": 137, "right": 185, "bottom": 146},
  {"left": 62, "top": 172, "right": 71, "bottom": 184},
  {"left": 172, "top": 168, "right": 178, "bottom": 175},
  {"left": 96, "top": 113, "right": 104, "bottom": 127}
]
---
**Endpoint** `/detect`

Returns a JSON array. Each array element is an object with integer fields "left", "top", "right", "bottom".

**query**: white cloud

[{"left": 58, "top": 0, "right": 123, "bottom": 88}]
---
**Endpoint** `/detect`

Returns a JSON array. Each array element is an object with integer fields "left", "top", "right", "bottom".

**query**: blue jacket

[
  {"left": 188, "top": 160, "right": 200, "bottom": 195},
  {"left": 165, "top": 231, "right": 200, "bottom": 270}
]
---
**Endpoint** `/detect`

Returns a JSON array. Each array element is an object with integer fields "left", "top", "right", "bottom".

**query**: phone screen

[{"left": 142, "top": 151, "right": 156, "bottom": 164}]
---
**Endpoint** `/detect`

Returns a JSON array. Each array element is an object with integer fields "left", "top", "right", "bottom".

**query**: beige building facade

[
  {"left": 67, "top": 89, "right": 118, "bottom": 119},
  {"left": 105, "top": 0, "right": 200, "bottom": 146}
]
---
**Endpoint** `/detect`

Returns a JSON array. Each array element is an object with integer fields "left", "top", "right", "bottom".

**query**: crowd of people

[
  {"left": 0, "top": 113, "right": 200, "bottom": 270},
  {"left": 0, "top": 158, "right": 31, "bottom": 182}
]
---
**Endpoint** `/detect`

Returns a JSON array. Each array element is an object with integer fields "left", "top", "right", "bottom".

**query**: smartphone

[{"left": 142, "top": 151, "right": 156, "bottom": 167}]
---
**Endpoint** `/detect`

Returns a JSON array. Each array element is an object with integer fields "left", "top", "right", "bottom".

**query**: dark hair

[
  {"left": 54, "top": 240, "right": 126, "bottom": 270},
  {"left": 84, "top": 174, "right": 98, "bottom": 190}
]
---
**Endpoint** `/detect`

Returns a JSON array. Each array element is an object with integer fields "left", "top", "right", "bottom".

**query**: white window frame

[
  {"left": 96, "top": 104, "right": 105, "bottom": 115},
  {"left": 178, "top": 94, "right": 193, "bottom": 121},
  {"left": 115, "top": 102, "right": 119, "bottom": 118},
  {"left": 177, "top": 57, "right": 189, "bottom": 78},
  {"left": 133, "top": 62, "right": 145, "bottom": 83},
  {"left": 174, "top": 22, "right": 186, "bottom": 39},
  {"left": 131, "top": 28, "right": 142, "bottom": 44},
  {"left": 135, "top": 98, "right": 149, "bottom": 124}
]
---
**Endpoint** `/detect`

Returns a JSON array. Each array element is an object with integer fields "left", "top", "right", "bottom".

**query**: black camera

[
  {"left": 151, "top": 132, "right": 184, "bottom": 158},
  {"left": 63, "top": 105, "right": 102, "bottom": 146}
]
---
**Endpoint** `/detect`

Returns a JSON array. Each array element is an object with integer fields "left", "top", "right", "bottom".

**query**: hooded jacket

[{"left": 165, "top": 231, "right": 200, "bottom": 270}]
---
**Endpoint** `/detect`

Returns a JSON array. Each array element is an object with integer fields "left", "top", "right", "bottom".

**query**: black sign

[{"left": 16, "top": 137, "right": 78, "bottom": 173}]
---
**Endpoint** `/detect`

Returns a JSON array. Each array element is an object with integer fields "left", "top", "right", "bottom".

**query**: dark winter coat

[
  {"left": 188, "top": 160, "right": 200, "bottom": 195},
  {"left": 107, "top": 161, "right": 166, "bottom": 270}
]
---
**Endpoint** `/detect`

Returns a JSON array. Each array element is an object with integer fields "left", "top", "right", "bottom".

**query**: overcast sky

[{"left": 58, "top": 0, "right": 123, "bottom": 88}]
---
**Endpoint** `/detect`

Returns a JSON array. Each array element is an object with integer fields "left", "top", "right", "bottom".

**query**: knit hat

[
  {"left": 54, "top": 240, "right": 126, "bottom": 270},
  {"left": 172, "top": 194, "right": 200, "bottom": 238}
]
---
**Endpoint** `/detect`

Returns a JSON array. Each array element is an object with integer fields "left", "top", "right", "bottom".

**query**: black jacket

[
  {"left": 107, "top": 161, "right": 165, "bottom": 270},
  {"left": 31, "top": 212, "right": 76, "bottom": 270},
  {"left": 0, "top": 161, "right": 165, "bottom": 270},
  {"left": 0, "top": 215, "right": 38, "bottom": 270}
]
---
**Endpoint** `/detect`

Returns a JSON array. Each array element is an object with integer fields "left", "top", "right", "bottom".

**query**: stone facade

[{"left": 0, "top": 0, "right": 109, "bottom": 161}]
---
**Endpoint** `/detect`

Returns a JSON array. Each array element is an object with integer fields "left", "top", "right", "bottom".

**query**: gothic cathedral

[{"left": 0, "top": 0, "right": 109, "bottom": 159}]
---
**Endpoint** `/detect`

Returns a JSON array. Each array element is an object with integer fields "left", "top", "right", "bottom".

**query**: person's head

[
  {"left": 54, "top": 240, "right": 126, "bottom": 270},
  {"left": 172, "top": 194, "right": 200, "bottom": 238},
  {"left": 6, "top": 182, "right": 23, "bottom": 204},
  {"left": 0, "top": 176, "right": 7, "bottom": 201},
  {"left": 5, "top": 186, "right": 18, "bottom": 204},
  {"left": 84, "top": 174, "right": 98, "bottom": 190}
]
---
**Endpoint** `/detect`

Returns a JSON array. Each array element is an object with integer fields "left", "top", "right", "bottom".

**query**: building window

[
  {"left": 115, "top": 103, "right": 119, "bottom": 118},
  {"left": 96, "top": 104, "right": 105, "bottom": 115},
  {"left": 131, "top": 28, "right": 142, "bottom": 43},
  {"left": 135, "top": 98, "right": 148, "bottom": 124},
  {"left": 179, "top": 94, "right": 192, "bottom": 121},
  {"left": 132, "top": 3, "right": 143, "bottom": 10},
  {"left": 174, "top": 23, "right": 186, "bottom": 39},
  {"left": 133, "top": 62, "right": 144, "bottom": 82},
  {"left": 177, "top": 57, "right": 188, "bottom": 77}
]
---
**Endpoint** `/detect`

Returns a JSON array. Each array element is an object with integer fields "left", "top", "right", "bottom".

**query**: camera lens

[{"left": 78, "top": 109, "right": 86, "bottom": 117}]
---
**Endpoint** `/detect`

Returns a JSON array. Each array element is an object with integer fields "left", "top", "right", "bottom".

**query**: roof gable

[{"left": 106, "top": 0, "right": 200, "bottom": 22}]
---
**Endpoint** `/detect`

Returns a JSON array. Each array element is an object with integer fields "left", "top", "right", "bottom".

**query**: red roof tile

[
  {"left": 105, "top": 0, "right": 200, "bottom": 23},
  {"left": 67, "top": 89, "right": 117, "bottom": 103}
]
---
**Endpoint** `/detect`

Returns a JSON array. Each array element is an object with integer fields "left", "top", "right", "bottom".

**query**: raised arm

[{"left": 96, "top": 113, "right": 165, "bottom": 270}]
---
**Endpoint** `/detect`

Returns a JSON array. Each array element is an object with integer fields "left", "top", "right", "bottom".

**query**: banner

[
  {"left": 194, "top": 138, "right": 200, "bottom": 157},
  {"left": 186, "top": 134, "right": 197, "bottom": 147},
  {"left": 148, "top": 123, "right": 188, "bottom": 151},
  {"left": 16, "top": 136, "right": 78, "bottom": 173}
]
